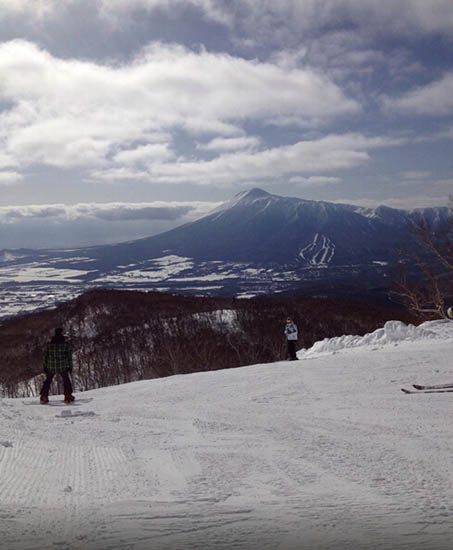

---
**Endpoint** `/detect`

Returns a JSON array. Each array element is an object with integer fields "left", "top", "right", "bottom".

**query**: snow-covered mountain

[
  {"left": 0, "top": 188, "right": 449, "bottom": 318},
  {"left": 2, "top": 318, "right": 453, "bottom": 550}
]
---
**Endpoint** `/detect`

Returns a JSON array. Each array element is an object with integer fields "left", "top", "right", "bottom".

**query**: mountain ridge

[{"left": 0, "top": 188, "right": 450, "bottom": 318}]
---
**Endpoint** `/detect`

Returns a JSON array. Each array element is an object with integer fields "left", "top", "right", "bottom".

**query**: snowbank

[{"left": 301, "top": 320, "right": 441, "bottom": 357}]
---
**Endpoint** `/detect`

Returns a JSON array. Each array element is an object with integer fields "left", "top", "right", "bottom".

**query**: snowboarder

[
  {"left": 40, "top": 328, "right": 75, "bottom": 404},
  {"left": 285, "top": 318, "right": 298, "bottom": 360}
]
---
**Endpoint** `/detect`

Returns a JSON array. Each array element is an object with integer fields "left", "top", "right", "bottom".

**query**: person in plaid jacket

[{"left": 40, "top": 328, "right": 75, "bottom": 404}]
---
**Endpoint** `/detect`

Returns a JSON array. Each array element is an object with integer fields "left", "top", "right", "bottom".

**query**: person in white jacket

[{"left": 284, "top": 318, "right": 298, "bottom": 360}]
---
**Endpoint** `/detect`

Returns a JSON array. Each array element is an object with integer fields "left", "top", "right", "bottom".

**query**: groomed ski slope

[{"left": 1, "top": 319, "right": 453, "bottom": 550}]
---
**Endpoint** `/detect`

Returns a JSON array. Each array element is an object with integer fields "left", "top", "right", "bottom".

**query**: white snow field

[{"left": 2, "top": 319, "right": 453, "bottom": 550}]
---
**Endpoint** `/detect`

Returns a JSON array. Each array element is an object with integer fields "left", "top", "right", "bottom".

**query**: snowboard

[{"left": 23, "top": 397, "right": 93, "bottom": 406}]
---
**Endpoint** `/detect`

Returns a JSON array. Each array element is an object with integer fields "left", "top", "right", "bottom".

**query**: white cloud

[
  {"left": 277, "top": 32, "right": 424, "bottom": 94},
  {"left": 386, "top": 73, "right": 453, "bottom": 116},
  {"left": 211, "top": 0, "right": 453, "bottom": 39},
  {"left": 335, "top": 195, "right": 451, "bottom": 210},
  {"left": 0, "top": 198, "right": 220, "bottom": 248},
  {"left": 1, "top": 1, "right": 452, "bottom": 51},
  {"left": 113, "top": 143, "right": 175, "bottom": 165},
  {"left": 94, "top": 132, "right": 404, "bottom": 185},
  {"left": 0, "top": 0, "right": 230, "bottom": 29},
  {"left": 0, "top": 171, "right": 22, "bottom": 186},
  {"left": 197, "top": 136, "right": 260, "bottom": 152},
  {"left": 0, "top": 40, "right": 359, "bottom": 177},
  {"left": 87, "top": 0, "right": 450, "bottom": 53},
  {"left": 89, "top": 1, "right": 453, "bottom": 39},
  {"left": 0, "top": 200, "right": 218, "bottom": 223},
  {"left": 0, "top": 151, "right": 19, "bottom": 169},
  {"left": 400, "top": 171, "right": 433, "bottom": 182},
  {"left": 98, "top": 0, "right": 231, "bottom": 25},
  {"left": 0, "top": 0, "right": 56, "bottom": 18}
]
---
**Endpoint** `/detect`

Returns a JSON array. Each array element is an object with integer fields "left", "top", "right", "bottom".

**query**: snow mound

[{"left": 302, "top": 320, "right": 439, "bottom": 357}]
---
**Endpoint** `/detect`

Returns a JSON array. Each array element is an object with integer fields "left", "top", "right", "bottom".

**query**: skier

[
  {"left": 40, "top": 327, "right": 75, "bottom": 404},
  {"left": 285, "top": 318, "right": 298, "bottom": 360}
]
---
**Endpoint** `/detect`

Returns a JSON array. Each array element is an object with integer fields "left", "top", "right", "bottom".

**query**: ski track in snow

[{"left": 1, "top": 320, "right": 453, "bottom": 549}]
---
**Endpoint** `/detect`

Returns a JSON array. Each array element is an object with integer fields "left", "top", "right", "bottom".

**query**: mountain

[
  {"left": 68, "top": 187, "right": 448, "bottom": 269},
  {"left": 0, "top": 188, "right": 449, "bottom": 318}
]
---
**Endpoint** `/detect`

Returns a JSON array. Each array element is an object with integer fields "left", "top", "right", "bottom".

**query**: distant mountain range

[{"left": 0, "top": 188, "right": 449, "bottom": 318}]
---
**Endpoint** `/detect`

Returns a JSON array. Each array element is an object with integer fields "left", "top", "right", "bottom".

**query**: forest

[{"left": 0, "top": 289, "right": 417, "bottom": 397}]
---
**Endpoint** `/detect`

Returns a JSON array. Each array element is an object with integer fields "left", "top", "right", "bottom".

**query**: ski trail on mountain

[{"left": 299, "top": 233, "right": 335, "bottom": 265}]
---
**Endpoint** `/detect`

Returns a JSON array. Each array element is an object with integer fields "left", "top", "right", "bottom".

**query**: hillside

[
  {"left": 0, "top": 289, "right": 416, "bottom": 397},
  {"left": 2, "top": 319, "right": 453, "bottom": 549}
]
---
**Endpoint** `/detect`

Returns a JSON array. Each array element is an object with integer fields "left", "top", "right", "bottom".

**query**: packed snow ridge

[{"left": 302, "top": 320, "right": 440, "bottom": 356}]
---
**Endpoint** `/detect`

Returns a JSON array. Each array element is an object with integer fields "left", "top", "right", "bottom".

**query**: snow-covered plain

[{"left": 2, "top": 320, "right": 453, "bottom": 550}]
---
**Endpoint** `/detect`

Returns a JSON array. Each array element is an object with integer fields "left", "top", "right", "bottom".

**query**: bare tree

[{"left": 393, "top": 206, "right": 453, "bottom": 319}]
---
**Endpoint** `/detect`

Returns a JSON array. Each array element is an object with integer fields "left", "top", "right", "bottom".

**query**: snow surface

[
  {"left": 299, "top": 233, "right": 335, "bottom": 266},
  {"left": 2, "top": 320, "right": 453, "bottom": 550},
  {"left": 93, "top": 255, "right": 194, "bottom": 283},
  {"left": 0, "top": 264, "right": 92, "bottom": 283}
]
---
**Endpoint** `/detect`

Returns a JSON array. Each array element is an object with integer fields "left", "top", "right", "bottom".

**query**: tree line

[{"left": 0, "top": 289, "right": 416, "bottom": 397}]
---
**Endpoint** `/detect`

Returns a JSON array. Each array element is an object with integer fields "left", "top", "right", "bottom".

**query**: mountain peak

[
  {"left": 212, "top": 188, "right": 273, "bottom": 215},
  {"left": 234, "top": 188, "right": 271, "bottom": 201}
]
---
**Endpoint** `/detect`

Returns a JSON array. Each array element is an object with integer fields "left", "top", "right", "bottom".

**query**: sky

[{"left": 0, "top": 0, "right": 452, "bottom": 249}]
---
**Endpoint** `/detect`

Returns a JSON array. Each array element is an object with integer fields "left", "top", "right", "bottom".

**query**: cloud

[
  {"left": 0, "top": 1, "right": 230, "bottom": 28},
  {"left": 289, "top": 176, "right": 342, "bottom": 187},
  {"left": 273, "top": 32, "right": 425, "bottom": 96},
  {"left": 386, "top": 72, "right": 453, "bottom": 115},
  {"left": 92, "top": 204, "right": 191, "bottom": 221},
  {"left": 0, "top": 198, "right": 222, "bottom": 248},
  {"left": 11, "top": 1, "right": 450, "bottom": 38},
  {"left": 0, "top": 171, "right": 23, "bottom": 186},
  {"left": 400, "top": 171, "right": 433, "bottom": 182},
  {"left": 0, "top": 39, "right": 360, "bottom": 179},
  {"left": 206, "top": 0, "right": 453, "bottom": 41},
  {"left": 197, "top": 136, "right": 260, "bottom": 152},
  {"left": 0, "top": 149, "right": 19, "bottom": 169},
  {"left": 113, "top": 143, "right": 175, "bottom": 165},
  {"left": 0, "top": 0, "right": 56, "bottom": 18},
  {"left": 98, "top": 0, "right": 231, "bottom": 25},
  {"left": 0, "top": 201, "right": 217, "bottom": 223},
  {"left": 335, "top": 195, "right": 451, "bottom": 210},
  {"left": 93, "top": 132, "right": 405, "bottom": 185}
]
